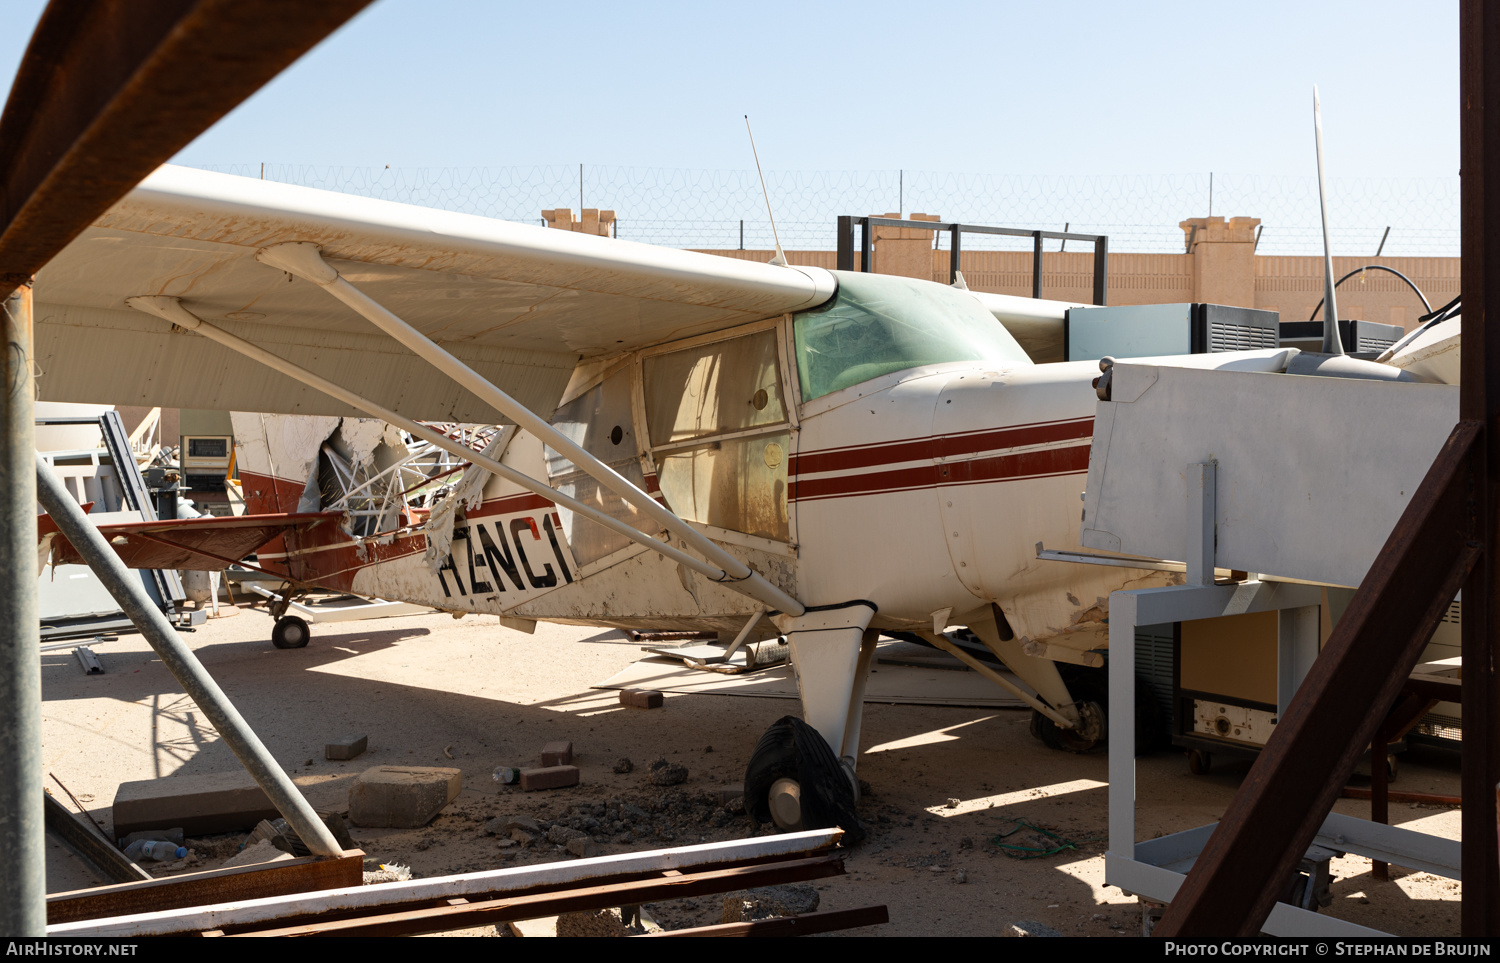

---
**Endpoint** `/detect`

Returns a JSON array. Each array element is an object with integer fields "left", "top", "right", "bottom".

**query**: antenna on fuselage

[
  {"left": 745, "top": 115, "right": 788, "bottom": 267},
  {"left": 1313, "top": 85, "right": 1344, "bottom": 355}
]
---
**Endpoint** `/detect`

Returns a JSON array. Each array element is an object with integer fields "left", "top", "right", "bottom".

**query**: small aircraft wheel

[
  {"left": 272, "top": 615, "right": 310, "bottom": 649},
  {"left": 1035, "top": 700, "right": 1106, "bottom": 753},
  {"left": 1031, "top": 668, "right": 1107, "bottom": 753},
  {"left": 1030, "top": 670, "right": 1163, "bottom": 756},
  {"left": 1187, "top": 749, "right": 1213, "bottom": 775},
  {"left": 744, "top": 715, "right": 864, "bottom": 843},
  {"left": 1385, "top": 753, "right": 1399, "bottom": 783}
]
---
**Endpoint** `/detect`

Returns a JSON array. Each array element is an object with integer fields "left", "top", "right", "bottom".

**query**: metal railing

[{"left": 835, "top": 216, "right": 1109, "bottom": 305}]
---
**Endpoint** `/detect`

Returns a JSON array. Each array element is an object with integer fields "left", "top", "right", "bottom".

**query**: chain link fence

[{"left": 205, "top": 165, "right": 1460, "bottom": 258}]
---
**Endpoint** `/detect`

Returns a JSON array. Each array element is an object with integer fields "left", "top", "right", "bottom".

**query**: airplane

[{"left": 31, "top": 163, "right": 1437, "bottom": 837}]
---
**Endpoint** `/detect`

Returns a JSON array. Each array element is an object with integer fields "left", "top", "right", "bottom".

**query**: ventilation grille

[
  {"left": 1210, "top": 322, "right": 1278, "bottom": 352},
  {"left": 1135, "top": 624, "right": 1176, "bottom": 726}
]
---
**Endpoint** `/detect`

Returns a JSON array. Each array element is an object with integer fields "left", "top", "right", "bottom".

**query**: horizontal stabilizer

[{"left": 41, "top": 511, "right": 342, "bottom": 571}]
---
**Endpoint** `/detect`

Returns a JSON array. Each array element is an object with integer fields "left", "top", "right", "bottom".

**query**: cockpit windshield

[{"left": 793, "top": 271, "right": 1031, "bottom": 401}]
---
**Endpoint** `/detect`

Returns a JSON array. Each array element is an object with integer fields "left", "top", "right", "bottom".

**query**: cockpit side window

[{"left": 793, "top": 271, "right": 1031, "bottom": 401}]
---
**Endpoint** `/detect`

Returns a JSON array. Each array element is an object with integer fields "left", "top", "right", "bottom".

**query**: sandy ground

[{"left": 39, "top": 604, "right": 1464, "bottom": 937}]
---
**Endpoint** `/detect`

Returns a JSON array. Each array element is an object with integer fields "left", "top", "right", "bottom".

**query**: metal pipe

[
  {"left": 124, "top": 297, "right": 803, "bottom": 615},
  {"left": 35, "top": 455, "right": 343, "bottom": 858},
  {"left": 1, "top": 281, "right": 43, "bottom": 935},
  {"left": 251, "top": 243, "right": 804, "bottom": 616},
  {"left": 922, "top": 632, "right": 1076, "bottom": 729}
]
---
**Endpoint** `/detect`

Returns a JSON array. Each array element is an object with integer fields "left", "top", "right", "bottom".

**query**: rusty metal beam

[
  {"left": 46, "top": 851, "right": 365, "bottom": 925},
  {"left": 1460, "top": 0, "right": 1500, "bottom": 935},
  {"left": 0, "top": 0, "right": 371, "bottom": 933},
  {"left": 0, "top": 0, "right": 372, "bottom": 294},
  {"left": 645, "top": 905, "right": 891, "bottom": 937},
  {"left": 1156, "top": 420, "right": 1482, "bottom": 937},
  {"left": 225, "top": 854, "right": 846, "bottom": 937}
]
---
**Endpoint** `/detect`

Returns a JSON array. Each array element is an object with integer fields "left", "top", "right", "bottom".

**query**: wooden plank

[
  {"left": 226, "top": 854, "right": 844, "bottom": 938},
  {"left": 47, "top": 850, "right": 365, "bottom": 925},
  {"left": 644, "top": 905, "right": 891, "bottom": 937}
]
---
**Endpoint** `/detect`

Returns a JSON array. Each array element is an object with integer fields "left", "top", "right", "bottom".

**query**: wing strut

[
  {"left": 125, "top": 296, "right": 805, "bottom": 617},
  {"left": 252, "top": 241, "right": 805, "bottom": 616}
]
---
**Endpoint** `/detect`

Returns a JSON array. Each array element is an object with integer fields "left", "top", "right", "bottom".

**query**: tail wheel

[
  {"left": 745, "top": 716, "right": 865, "bottom": 844},
  {"left": 272, "top": 615, "right": 310, "bottom": 649}
]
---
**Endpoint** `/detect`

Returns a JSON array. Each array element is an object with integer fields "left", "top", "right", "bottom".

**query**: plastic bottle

[{"left": 122, "top": 839, "right": 187, "bottom": 861}]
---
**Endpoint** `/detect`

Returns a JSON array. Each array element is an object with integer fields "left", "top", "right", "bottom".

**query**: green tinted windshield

[{"left": 793, "top": 271, "right": 1031, "bottom": 401}]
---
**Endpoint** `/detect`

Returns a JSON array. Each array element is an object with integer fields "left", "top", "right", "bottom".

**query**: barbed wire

[{"left": 204, "top": 165, "right": 1460, "bottom": 258}]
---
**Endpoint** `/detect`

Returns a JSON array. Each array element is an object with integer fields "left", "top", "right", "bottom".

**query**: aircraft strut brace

[{"left": 125, "top": 295, "right": 805, "bottom": 617}]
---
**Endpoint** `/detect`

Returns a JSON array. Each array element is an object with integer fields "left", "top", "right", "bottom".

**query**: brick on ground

[
  {"left": 347, "top": 766, "right": 461, "bottom": 828},
  {"left": 325, "top": 734, "right": 368, "bottom": 761},
  {"left": 519, "top": 765, "right": 579, "bottom": 791},
  {"left": 619, "top": 689, "right": 663, "bottom": 709},
  {"left": 540, "top": 740, "right": 573, "bottom": 766}
]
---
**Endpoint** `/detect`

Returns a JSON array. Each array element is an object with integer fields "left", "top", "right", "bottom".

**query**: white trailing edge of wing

[{"left": 968, "top": 290, "right": 1088, "bottom": 363}]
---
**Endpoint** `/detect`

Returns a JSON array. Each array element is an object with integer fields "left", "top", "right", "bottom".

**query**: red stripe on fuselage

[
  {"left": 787, "top": 417, "right": 1092, "bottom": 476},
  {"left": 788, "top": 443, "right": 1090, "bottom": 502},
  {"left": 788, "top": 417, "right": 1093, "bottom": 502}
]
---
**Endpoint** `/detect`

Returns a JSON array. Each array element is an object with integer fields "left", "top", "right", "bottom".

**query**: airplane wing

[
  {"left": 41, "top": 511, "right": 342, "bottom": 572},
  {"left": 33, "top": 165, "right": 837, "bottom": 422}
]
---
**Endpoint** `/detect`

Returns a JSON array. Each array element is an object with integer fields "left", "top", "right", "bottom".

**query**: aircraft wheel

[
  {"left": 1187, "top": 749, "right": 1213, "bottom": 775},
  {"left": 1031, "top": 668, "right": 1107, "bottom": 753},
  {"left": 744, "top": 715, "right": 864, "bottom": 843},
  {"left": 1030, "top": 671, "right": 1165, "bottom": 756},
  {"left": 1034, "top": 700, "right": 1106, "bottom": 753},
  {"left": 272, "top": 615, "right": 310, "bottom": 649}
]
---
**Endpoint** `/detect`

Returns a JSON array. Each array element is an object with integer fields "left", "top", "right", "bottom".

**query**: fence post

[{"left": 836, "top": 216, "right": 853, "bottom": 271}]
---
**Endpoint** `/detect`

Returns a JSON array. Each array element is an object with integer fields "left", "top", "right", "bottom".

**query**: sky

[
  {"left": 0, "top": 2, "right": 1463, "bottom": 256},
  {"left": 0, "top": 1, "right": 1460, "bottom": 176}
]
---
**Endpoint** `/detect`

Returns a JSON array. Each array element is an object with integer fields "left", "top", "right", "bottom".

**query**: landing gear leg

[{"left": 745, "top": 602, "right": 876, "bottom": 843}]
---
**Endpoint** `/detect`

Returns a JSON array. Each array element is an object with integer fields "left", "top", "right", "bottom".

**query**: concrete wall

[{"left": 692, "top": 214, "right": 1457, "bottom": 335}]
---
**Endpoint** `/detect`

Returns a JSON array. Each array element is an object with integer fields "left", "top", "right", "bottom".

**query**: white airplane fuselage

[{"left": 235, "top": 340, "right": 1167, "bottom": 659}]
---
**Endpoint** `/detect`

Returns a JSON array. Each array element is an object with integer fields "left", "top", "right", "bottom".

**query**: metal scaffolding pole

[
  {"left": 35, "top": 455, "right": 342, "bottom": 858},
  {"left": 1, "top": 280, "right": 42, "bottom": 935}
]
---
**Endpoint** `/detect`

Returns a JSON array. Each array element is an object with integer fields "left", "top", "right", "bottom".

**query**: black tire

[
  {"left": 1029, "top": 667, "right": 1164, "bottom": 756},
  {"left": 1032, "top": 667, "right": 1106, "bottom": 753},
  {"left": 272, "top": 615, "right": 310, "bottom": 649},
  {"left": 1187, "top": 749, "right": 1213, "bottom": 775},
  {"left": 744, "top": 716, "right": 864, "bottom": 844}
]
